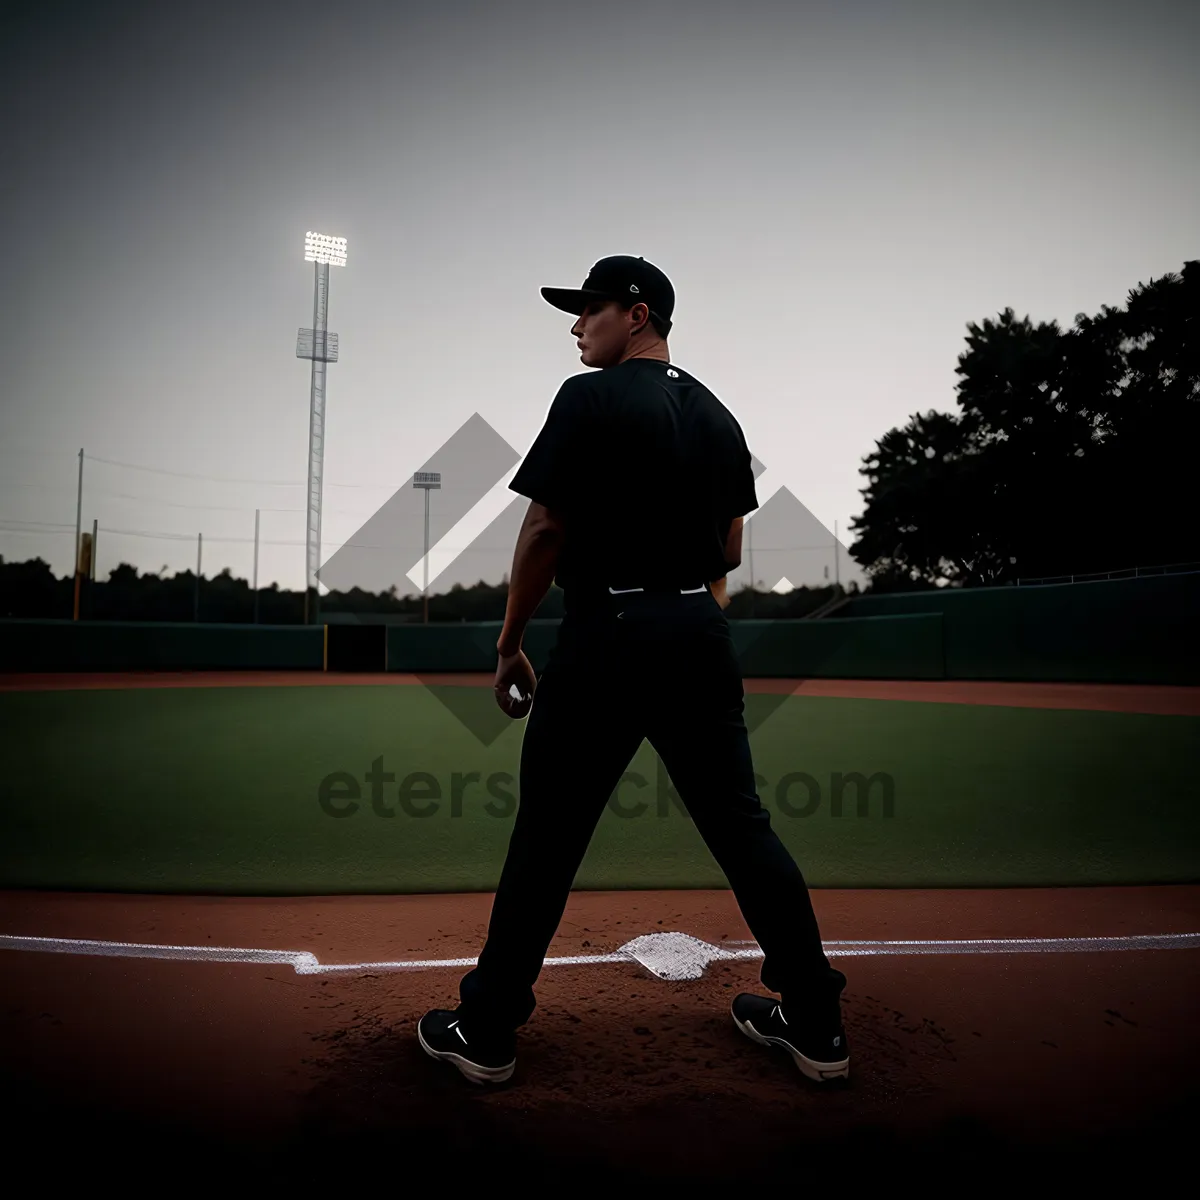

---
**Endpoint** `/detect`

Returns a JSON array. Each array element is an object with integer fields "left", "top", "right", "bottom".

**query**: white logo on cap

[
  {"left": 667, "top": 368, "right": 679, "bottom": 378},
  {"left": 629, "top": 284, "right": 640, "bottom": 293}
]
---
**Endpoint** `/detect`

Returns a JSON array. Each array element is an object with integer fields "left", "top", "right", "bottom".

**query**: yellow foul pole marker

[{"left": 74, "top": 532, "right": 92, "bottom": 621}]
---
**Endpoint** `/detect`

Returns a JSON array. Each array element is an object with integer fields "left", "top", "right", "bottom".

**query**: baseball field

[{"left": 2, "top": 670, "right": 1199, "bottom": 1183}]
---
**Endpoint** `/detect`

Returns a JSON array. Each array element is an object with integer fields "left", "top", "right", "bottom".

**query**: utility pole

[
  {"left": 76, "top": 532, "right": 92, "bottom": 619},
  {"left": 73, "top": 448, "right": 84, "bottom": 620},
  {"left": 195, "top": 533, "right": 202, "bottom": 621},
  {"left": 253, "top": 509, "right": 260, "bottom": 624}
]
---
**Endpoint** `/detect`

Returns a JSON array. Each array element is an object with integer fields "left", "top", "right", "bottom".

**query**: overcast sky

[{"left": 2, "top": 0, "right": 1196, "bottom": 594}]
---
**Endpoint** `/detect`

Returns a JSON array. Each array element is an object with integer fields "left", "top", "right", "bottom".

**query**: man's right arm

[
  {"left": 710, "top": 408, "right": 757, "bottom": 610},
  {"left": 723, "top": 516, "right": 744, "bottom": 570},
  {"left": 708, "top": 517, "right": 743, "bottom": 610}
]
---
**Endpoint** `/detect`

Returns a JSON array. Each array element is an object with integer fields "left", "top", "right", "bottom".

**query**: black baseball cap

[{"left": 541, "top": 255, "right": 675, "bottom": 335}]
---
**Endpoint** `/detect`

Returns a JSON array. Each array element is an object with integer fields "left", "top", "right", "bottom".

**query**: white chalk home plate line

[{"left": 2, "top": 931, "right": 1199, "bottom": 982}]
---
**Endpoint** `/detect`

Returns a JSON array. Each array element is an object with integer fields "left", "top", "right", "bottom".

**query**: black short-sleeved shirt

[{"left": 508, "top": 357, "right": 758, "bottom": 592}]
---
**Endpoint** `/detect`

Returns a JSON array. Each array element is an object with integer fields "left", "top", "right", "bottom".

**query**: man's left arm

[{"left": 497, "top": 502, "right": 566, "bottom": 657}]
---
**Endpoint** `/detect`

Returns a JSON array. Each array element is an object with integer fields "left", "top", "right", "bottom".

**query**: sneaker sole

[
  {"left": 732, "top": 1008, "right": 850, "bottom": 1083},
  {"left": 417, "top": 1025, "right": 516, "bottom": 1085}
]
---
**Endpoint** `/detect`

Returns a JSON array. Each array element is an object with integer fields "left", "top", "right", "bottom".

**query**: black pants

[{"left": 458, "top": 586, "right": 846, "bottom": 1032}]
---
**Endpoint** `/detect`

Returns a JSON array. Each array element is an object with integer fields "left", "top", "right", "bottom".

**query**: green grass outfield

[{"left": 1, "top": 683, "right": 1197, "bottom": 892}]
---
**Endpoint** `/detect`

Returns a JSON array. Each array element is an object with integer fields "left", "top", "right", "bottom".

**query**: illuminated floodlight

[{"left": 304, "top": 231, "right": 347, "bottom": 266}]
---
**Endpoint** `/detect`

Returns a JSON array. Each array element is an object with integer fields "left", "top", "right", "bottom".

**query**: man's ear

[{"left": 629, "top": 302, "right": 650, "bottom": 333}]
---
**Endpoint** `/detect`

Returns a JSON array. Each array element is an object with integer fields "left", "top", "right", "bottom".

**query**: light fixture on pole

[
  {"left": 413, "top": 471, "right": 442, "bottom": 624},
  {"left": 297, "top": 230, "right": 347, "bottom": 625}
]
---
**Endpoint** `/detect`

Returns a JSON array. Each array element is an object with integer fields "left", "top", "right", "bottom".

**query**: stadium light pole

[
  {"left": 413, "top": 472, "right": 441, "bottom": 624},
  {"left": 297, "top": 231, "right": 346, "bottom": 625}
]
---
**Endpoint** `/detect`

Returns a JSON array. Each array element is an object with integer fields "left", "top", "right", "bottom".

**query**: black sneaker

[
  {"left": 731, "top": 993, "right": 850, "bottom": 1082},
  {"left": 417, "top": 1008, "right": 516, "bottom": 1085}
]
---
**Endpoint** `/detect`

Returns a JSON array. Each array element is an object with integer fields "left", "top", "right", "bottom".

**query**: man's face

[{"left": 571, "top": 299, "right": 643, "bottom": 368}]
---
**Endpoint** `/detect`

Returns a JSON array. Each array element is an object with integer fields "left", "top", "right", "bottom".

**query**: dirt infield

[
  {"left": 2, "top": 669, "right": 1198, "bottom": 715},
  {"left": 3, "top": 673, "right": 1197, "bottom": 1180},
  {"left": 2, "top": 885, "right": 1198, "bottom": 1182}
]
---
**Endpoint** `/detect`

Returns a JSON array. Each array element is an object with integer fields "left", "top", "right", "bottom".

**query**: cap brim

[{"left": 540, "top": 286, "right": 611, "bottom": 316}]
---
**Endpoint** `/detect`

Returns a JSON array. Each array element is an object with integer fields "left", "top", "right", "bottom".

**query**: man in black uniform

[{"left": 418, "top": 256, "right": 848, "bottom": 1086}]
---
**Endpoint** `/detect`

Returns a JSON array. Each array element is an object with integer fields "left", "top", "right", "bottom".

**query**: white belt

[{"left": 608, "top": 585, "right": 708, "bottom": 595}]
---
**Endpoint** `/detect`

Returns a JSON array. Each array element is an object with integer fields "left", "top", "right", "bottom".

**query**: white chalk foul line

[
  {"left": 823, "top": 935, "right": 1200, "bottom": 956},
  {"left": 2, "top": 930, "right": 1199, "bottom": 982}
]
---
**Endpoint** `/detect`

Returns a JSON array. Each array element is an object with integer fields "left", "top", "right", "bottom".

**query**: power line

[
  {"left": 82, "top": 453, "right": 402, "bottom": 490},
  {"left": 1, "top": 518, "right": 844, "bottom": 556},
  {"left": 0, "top": 520, "right": 76, "bottom": 530},
  {"left": 91, "top": 528, "right": 400, "bottom": 550},
  {"left": 5, "top": 450, "right": 501, "bottom": 495},
  {"left": 1, "top": 482, "right": 275, "bottom": 514},
  {"left": 0, "top": 480, "right": 381, "bottom": 517},
  {"left": 83, "top": 454, "right": 304, "bottom": 486},
  {"left": 21, "top": 523, "right": 490, "bottom": 553},
  {"left": 94, "top": 527, "right": 282, "bottom": 546}
]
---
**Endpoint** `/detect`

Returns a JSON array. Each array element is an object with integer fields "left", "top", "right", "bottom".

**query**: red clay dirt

[
  {"left": 2, "top": 674, "right": 1197, "bottom": 1183},
  {"left": 3, "top": 670, "right": 1199, "bottom": 715},
  {"left": 2, "top": 886, "right": 1198, "bottom": 1184}
]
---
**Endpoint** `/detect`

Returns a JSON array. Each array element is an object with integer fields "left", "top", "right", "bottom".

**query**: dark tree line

[
  {"left": 849, "top": 260, "right": 1199, "bottom": 589},
  {"left": 0, "top": 555, "right": 847, "bottom": 623},
  {"left": 0, "top": 559, "right": 544, "bottom": 624}
]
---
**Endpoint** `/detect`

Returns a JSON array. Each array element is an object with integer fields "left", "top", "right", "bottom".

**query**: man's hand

[{"left": 494, "top": 648, "right": 537, "bottom": 719}]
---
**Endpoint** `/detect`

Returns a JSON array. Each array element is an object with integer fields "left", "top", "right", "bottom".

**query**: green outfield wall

[
  {"left": 0, "top": 618, "right": 323, "bottom": 671},
  {"left": 1, "top": 572, "right": 1194, "bottom": 682},
  {"left": 733, "top": 614, "right": 945, "bottom": 678},
  {"left": 383, "top": 620, "right": 563, "bottom": 674},
  {"left": 833, "top": 572, "right": 1199, "bottom": 684}
]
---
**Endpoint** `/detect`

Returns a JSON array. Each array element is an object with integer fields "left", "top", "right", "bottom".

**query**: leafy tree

[{"left": 850, "top": 260, "right": 1198, "bottom": 587}]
